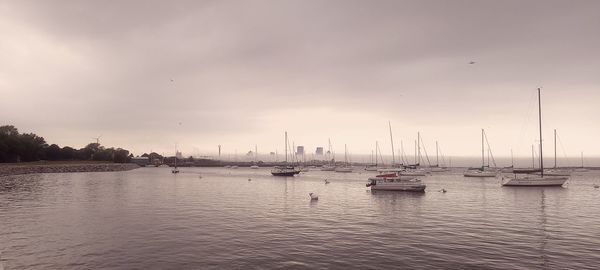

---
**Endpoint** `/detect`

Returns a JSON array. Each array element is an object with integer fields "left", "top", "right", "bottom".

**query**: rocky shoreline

[{"left": 0, "top": 163, "right": 140, "bottom": 177}]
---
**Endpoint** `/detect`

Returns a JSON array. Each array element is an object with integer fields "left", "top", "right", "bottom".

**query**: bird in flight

[{"left": 469, "top": 61, "right": 476, "bottom": 65}]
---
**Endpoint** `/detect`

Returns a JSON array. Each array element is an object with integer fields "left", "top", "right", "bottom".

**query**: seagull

[
  {"left": 324, "top": 179, "right": 330, "bottom": 184},
  {"left": 248, "top": 178, "right": 252, "bottom": 182},
  {"left": 594, "top": 184, "right": 599, "bottom": 189},
  {"left": 439, "top": 188, "right": 447, "bottom": 193},
  {"left": 170, "top": 79, "right": 174, "bottom": 82},
  {"left": 309, "top": 193, "right": 319, "bottom": 200},
  {"left": 469, "top": 61, "right": 476, "bottom": 65}
]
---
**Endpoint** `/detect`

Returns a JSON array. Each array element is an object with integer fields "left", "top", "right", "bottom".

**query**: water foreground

[{"left": 1, "top": 167, "right": 599, "bottom": 269}]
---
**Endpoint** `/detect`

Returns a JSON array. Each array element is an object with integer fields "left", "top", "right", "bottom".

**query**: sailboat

[
  {"left": 335, "top": 144, "right": 353, "bottom": 172},
  {"left": 575, "top": 152, "right": 588, "bottom": 172},
  {"left": 365, "top": 141, "right": 381, "bottom": 171},
  {"left": 502, "top": 88, "right": 569, "bottom": 186},
  {"left": 430, "top": 141, "right": 450, "bottom": 172},
  {"left": 400, "top": 132, "right": 429, "bottom": 176},
  {"left": 321, "top": 138, "right": 337, "bottom": 171},
  {"left": 464, "top": 129, "right": 498, "bottom": 177},
  {"left": 271, "top": 131, "right": 300, "bottom": 176},
  {"left": 541, "top": 129, "right": 571, "bottom": 176},
  {"left": 250, "top": 145, "right": 259, "bottom": 169}
]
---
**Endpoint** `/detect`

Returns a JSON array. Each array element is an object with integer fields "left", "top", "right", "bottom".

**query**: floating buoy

[
  {"left": 439, "top": 189, "right": 447, "bottom": 193},
  {"left": 594, "top": 184, "right": 599, "bottom": 189},
  {"left": 309, "top": 193, "right": 319, "bottom": 200},
  {"left": 324, "top": 179, "right": 330, "bottom": 184},
  {"left": 248, "top": 178, "right": 252, "bottom": 181}
]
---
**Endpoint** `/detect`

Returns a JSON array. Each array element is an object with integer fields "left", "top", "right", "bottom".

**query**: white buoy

[
  {"left": 439, "top": 189, "right": 447, "bottom": 193},
  {"left": 309, "top": 193, "right": 319, "bottom": 200}
]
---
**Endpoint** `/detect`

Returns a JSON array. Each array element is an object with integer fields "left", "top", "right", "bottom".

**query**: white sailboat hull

[{"left": 502, "top": 176, "right": 568, "bottom": 186}]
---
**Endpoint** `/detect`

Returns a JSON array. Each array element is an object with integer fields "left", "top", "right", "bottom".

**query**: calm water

[{"left": 1, "top": 167, "right": 600, "bottom": 269}]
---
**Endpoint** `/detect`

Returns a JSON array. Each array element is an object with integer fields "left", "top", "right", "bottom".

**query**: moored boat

[
  {"left": 502, "top": 175, "right": 568, "bottom": 186},
  {"left": 271, "top": 131, "right": 300, "bottom": 177},
  {"left": 271, "top": 165, "right": 300, "bottom": 176},
  {"left": 502, "top": 88, "right": 569, "bottom": 187},
  {"left": 366, "top": 172, "right": 426, "bottom": 192}
]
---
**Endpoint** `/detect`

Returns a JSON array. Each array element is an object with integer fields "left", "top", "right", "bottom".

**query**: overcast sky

[{"left": 1, "top": 0, "right": 599, "bottom": 160}]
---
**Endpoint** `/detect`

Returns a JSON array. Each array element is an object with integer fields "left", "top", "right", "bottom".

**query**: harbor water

[{"left": 1, "top": 167, "right": 600, "bottom": 269}]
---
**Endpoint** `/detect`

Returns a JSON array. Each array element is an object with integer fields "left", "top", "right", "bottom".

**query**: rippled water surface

[{"left": 1, "top": 167, "right": 600, "bottom": 269}]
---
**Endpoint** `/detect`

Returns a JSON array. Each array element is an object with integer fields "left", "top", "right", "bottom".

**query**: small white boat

[
  {"left": 250, "top": 165, "right": 259, "bottom": 169},
  {"left": 464, "top": 170, "right": 497, "bottom": 177},
  {"left": 366, "top": 172, "right": 426, "bottom": 192},
  {"left": 231, "top": 165, "right": 239, "bottom": 169},
  {"left": 309, "top": 193, "right": 319, "bottom": 200},
  {"left": 502, "top": 175, "right": 568, "bottom": 186},
  {"left": 300, "top": 167, "right": 310, "bottom": 172}
]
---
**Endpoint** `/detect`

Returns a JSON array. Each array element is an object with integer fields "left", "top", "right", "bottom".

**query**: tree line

[{"left": 0, "top": 125, "right": 132, "bottom": 163}]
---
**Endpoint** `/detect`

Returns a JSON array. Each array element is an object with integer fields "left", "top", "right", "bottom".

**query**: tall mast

[
  {"left": 417, "top": 132, "right": 421, "bottom": 165},
  {"left": 389, "top": 121, "right": 395, "bottom": 165},
  {"left": 581, "top": 152, "right": 584, "bottom": 168},
  {"left": 375, "top": 141, "right": 379, "bottom": 166},
  {"left": 481, "top": 129, "right": 485, "bottom": 169},
  {"left": 328, "top": 138, "right": 332, "bottom": 164},
  {"left": 255, "top": 144, "right": 258, "bottom": 163},
  {"left": 538, "top": 88, "right": 544, "bottom": 177},
  {"left": 511, "top": 148, "right": 514, "bottom": 167},
  {"left": 344, "top": 144, "right": 348, "bottom": 165},
  {"left": 554, "top": 129, "right": 557, "bottom": 168},
  {"left": 436, "top": 141, "right": 439, "bottom": 166},
  {"left": 284, "top": 131, "right": 288, "bottom": 163},
  {"left": 414, "top": 140, "right": 417, "bottom": 164}
]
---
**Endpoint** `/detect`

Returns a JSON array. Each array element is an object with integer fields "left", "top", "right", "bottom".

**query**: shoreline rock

[{"left": 0, "top": 163, "right": 140, "bottom": 177}]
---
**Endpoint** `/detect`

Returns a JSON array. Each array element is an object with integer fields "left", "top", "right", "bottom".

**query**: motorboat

[
  {"left": 366, "top": 172, "right": 426, "bottom": 192},
  {"left": 271, "top": 165, "right": 300, "bottom": 176}
]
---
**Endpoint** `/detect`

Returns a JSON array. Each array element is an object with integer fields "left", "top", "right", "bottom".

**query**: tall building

[
  {"left": 316, "top": 147, "right": 324, "bottom": 156},
  {"left": 296, "top": 146, "right": 304, "bottom": 156}
]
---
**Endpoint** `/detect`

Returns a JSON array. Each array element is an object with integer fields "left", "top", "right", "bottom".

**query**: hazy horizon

[{"left": 2, "top": 0, "right": 599, "bottom": 157}]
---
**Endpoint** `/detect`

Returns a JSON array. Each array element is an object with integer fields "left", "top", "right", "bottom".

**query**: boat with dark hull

[{"left": 271, "top": 131, "right": 300, "bottom": 177}]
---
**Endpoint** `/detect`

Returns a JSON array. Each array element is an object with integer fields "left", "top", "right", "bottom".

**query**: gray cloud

[{"left": 1, "top": 0, "right": 599, "bottom": 160}]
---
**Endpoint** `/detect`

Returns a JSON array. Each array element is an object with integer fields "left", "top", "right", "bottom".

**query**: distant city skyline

[{"left": 2, "top": 1, "right": 599, "bottom": 157}]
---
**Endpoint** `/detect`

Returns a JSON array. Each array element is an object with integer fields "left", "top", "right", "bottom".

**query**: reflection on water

[{"left": 1, "top": 168, "right": 599, "bottom": 269}]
